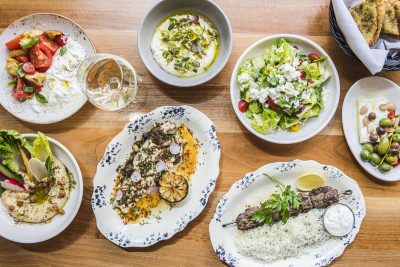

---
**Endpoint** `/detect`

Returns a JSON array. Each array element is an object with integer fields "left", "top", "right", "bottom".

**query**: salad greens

[
  {"left": 237, "top": 38, "right": 331, "bottom": 134},
  {"left": 32, "top": 131, "right": 54, "bottom": 173}
]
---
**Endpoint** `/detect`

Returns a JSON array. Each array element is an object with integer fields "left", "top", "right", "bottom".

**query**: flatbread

[
  {"left": 382, "top": 0, "right": 400, "bottom": 35},
  {"left": 350, "top": 0, "right": 381, "bottom": 45}
]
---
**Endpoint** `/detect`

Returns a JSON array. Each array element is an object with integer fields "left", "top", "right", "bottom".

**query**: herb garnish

[
  {"left": 35, "top": 93, "right": 48, "bottom": 104},
  {"left": 59, "top": 46, "right": 67, "bottom": 56},
  {"left": 251, "top": 174, "right": 301, "bottom": 224},
  {"left": 7, "top": 81, "right": 17, "bottom": 88}
]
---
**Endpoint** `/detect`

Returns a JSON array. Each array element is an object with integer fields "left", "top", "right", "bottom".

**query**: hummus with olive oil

[
  {"left": 151, "top": 12, "right": 220, "bottom": 78},
  {"left": 1, "top": 158, "right": 73, "bottom": 223}
]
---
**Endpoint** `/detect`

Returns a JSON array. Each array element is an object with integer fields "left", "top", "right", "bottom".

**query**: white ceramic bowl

[
  {"left": 0, "top": 13, "right": 95, "bottom": 124},
  {"left": 209, "top": 160, "right": 366, "bottom": 267},
  {"left": 138, "top": 0, "right": 232, "bottom": 87},
  {"left": 342, "top": 76, "right": 400, "bottom": 182},
  {"left": 92, "top": 106, "right": 221, "bottom": 247},
  {"left": 0, "top": 133, "right": 83, "bottom": 243},
  {"left": 230, "top": 34, "right": 340, "bottom": 144}
]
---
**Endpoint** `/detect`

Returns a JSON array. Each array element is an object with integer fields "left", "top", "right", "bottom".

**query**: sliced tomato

[
  {"left": 5, "top": 34, "right": 23, "bottom": 50},
  {"left": 29, "top": 44, "right": 52, "bottom": 71},
  {"left": 12, "top": 78, "right": 31, "bottom": 102},
  {"left": 15, "top": 54, "right": 30, "bottom": 63},
  {"left": 308, "top": 53, "right": 320, "bottom": 61},
  {"left": 267, "top": 97, "right": 281, "bottom": 111},
  {"left": 238, "top": 100, "right": 249, "bottom": 112},
  {"left": 388, "top": 111, "right": 396, "bottom": 119},
  {"left": 39, "top": 35, "right": 59, "bottom": 55},
  {"left": 22, "top": 62, "right": 36, "bottom": 75}
]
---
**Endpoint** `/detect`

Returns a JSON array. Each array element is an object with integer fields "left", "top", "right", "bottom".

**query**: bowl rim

[
  {"left": 230, "top": 33, "right": 341, "bottom": 144},
  {"left": 137, "top": 0, "right": 233, "bottom": 87},
  {"left": 0, "top": 133, "right": 83, "bottom": 243}
]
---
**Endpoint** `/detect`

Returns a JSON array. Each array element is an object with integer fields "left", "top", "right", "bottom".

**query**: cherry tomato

[
  {"left": 308, "top": 53, "right": 320, "bottom": 61},
  {"left": 300, "top": 70, "right": 306, "bottom": 79},
  {"left": 15, "top": 54, "right": 30, "bottom": 63},
  {"left": 12, "top": 78, "right": 31, "bottom": 102},
  {"left": 29, "top": 43, "right": 52, "bottom": 71},
  {"left": 267, "top": 97, "right": 281, "bottom": 111},
  {"left": 22, "top": 62, "right": 36, "bottom": 75},
  {"left": 54, "top": 34, "right": 68, "bottom": 47},
  {"left": 5, "top": 34, "right": 23, "bottom": 50},
  {"left": 388, "top": 111, "right": 396, "bottom": 119},
  {"left": 238, "top": 100, "right": 249, "bottom": 112},
  {"left": 39, "top": 35, "right": 59, "bottom": 55}
]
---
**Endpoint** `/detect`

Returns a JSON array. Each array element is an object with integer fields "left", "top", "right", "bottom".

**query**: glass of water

[{"left": 77, "top": 53, "right": 146, "bottom": 111}]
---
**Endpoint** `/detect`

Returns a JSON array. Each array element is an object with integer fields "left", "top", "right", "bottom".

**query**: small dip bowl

[
  {"left": 138, "top": 0, "right": 232, "bottom": 87},
  {"left": 323, "top": 203, "right": 355, "bottom": 237}
]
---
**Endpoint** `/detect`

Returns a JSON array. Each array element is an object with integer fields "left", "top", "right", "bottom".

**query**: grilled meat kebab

[{"left": 234, "top": 186, "right": 339, "bottom": 231}]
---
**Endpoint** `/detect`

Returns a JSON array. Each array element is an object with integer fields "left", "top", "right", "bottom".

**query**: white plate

[
  {"left": 0, "top": 13, "right": 96, "bottom": 124},
  {"left": 342, "top": 76, "right": 400, "bottom": 182},
  {"left": 230, "top": 34, "right": 340, "bottom": 144},
  {"left": 209, "top": 160, "right": 366, "bottom": 267},
  {"left": 92, "top": 106, "right": 221, "bottom": 247},
  {"left": 0, "top": 133, "right": 83, "bottom": 243}
]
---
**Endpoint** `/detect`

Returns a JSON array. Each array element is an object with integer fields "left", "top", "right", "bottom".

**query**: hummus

[
  {"left": 1, "top": 158, "right": 72, "bottom": 223},
  {"left": 151, "top": 12, "right": 220, "bottom": 78}
]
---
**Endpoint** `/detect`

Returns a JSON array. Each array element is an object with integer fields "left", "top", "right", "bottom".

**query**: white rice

[{"left": 234, "top": 209, "right": 332, "bottom": 263}]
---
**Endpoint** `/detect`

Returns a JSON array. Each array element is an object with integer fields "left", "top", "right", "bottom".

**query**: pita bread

[
  {"left": 382, "top": 0, "right": 400, "bottom": 35},
  {"left": 350, "top": 0, "right": 381, "bottom": 45}
]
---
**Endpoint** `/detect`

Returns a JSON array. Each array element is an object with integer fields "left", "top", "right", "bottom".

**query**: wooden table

[{"left": 0, "top": 0, "right": 399, "bottom": 266}]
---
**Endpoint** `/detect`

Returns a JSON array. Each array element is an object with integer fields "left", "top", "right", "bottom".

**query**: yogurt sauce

[
  {"left": 324, "top": 203, "right": 354, "bottom": 236},
  {"left": 31, "top": 38, "right": 87, "bottom": 113},
  {"left": 151, "top": 13, "right": 219, "bottom": 78}
]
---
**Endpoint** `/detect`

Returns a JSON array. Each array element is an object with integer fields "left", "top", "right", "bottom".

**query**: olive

[
  {"left": 369, "top": 153, "right": 382, "bottom": 166},
  {"left": 390, "top": 148, "right": 399, "bottom": 156},
  {"left": 362, "top": 143, "right": 374, "bottom": 153},
  {"left": 368, "top": 112, "right": 376, "bottom": 120},
  {"left": 391, "top": 142, "right": 400, "bottom": 149},
  {"left": 378, "top": 136, "right": 390, "bottom": 155},
  {"left": 393, "top": 134, "right": 400, "bottom": 143},
  {"left": 369, "top": 133, "right": 379, "bottom": 143},
  {"left": 373, "top": 143, "right": 379, "bottom": 153},
  {"left": 395, "top": 126, "right": 400, "bottom": 134},
  {"left": 360, "top": 149, "right": 371, "bottom": 161},
  {"left": 379, "top": 162, "right": 393, "bottom": 173},
  {"left": 376, "top": 126, "right": 386, "bottom": 136},
  {"left": 385, "top": 155, "right": 398, "bottom": 164},
  {"left": 379, "top": 118, "right": 392, "bottom": 127}
]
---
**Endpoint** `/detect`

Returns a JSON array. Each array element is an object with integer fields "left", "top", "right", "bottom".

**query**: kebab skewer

[{"left": 222, "top": 175, "right": 353, "bottom": 231}]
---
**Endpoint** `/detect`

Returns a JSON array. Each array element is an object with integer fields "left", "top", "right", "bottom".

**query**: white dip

[
  {"left": 235, "top": 209, "right": 332, "bottom": 263},
  {"left": 323, "top": 204, "right": 354, "bottom": 236},
  {"left": 151, "top": 13, "right": 219, "bottom": 78},
  {"left": 31, "top": 38, "right": 87, "bottom": 113}
]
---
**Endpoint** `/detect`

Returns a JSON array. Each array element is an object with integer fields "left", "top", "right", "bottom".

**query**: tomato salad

[{"left": 5, "top": 29, "right": 68, "bottom": 103}]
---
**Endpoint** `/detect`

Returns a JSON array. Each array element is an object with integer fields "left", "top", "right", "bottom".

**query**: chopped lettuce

[
  {"left": 32, "top": 132, "right": 54, "bottom": 173},
  {"left": 0, "top": 130, "right": 32, "bottom": 176},
  {"left": 250, "top": 108, "right": 281, "bottom": 134}
]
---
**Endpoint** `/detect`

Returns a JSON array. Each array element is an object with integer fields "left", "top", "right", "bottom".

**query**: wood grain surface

[{"left": 0, "top": 0, "right": 399, "bottom": 266}]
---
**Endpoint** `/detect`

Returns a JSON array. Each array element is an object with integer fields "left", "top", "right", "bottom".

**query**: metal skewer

[{"left": 221, "top": 189, "right": 353, "bottom": 228}]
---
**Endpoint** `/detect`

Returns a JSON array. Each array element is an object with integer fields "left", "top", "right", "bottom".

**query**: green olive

[
  {"left": 379, "top": 162, "right": 393, "bottom": 173},
  {"left": 369, "top": 153, "right": 382, "bottom": 166},
  {"left": 379, "top": 118, "right": 392, "bottom": 127},
  {"left": 360, "top": 149, "right": 371, "bottom": 161},
  {"left": 385, "top": 155, "right": 398, "bottom": 164},
  {"left": 395, "top": 126, "right": 400, "bottom": 134},
  {"left": 378, "top": 136, "right": 390, "bottom": 155},
  {"left": 393, "top": 134, "right": 400, "bottom": 143},
  {"left": 362, "top": 143, "right": 374, "bottom": 153}
]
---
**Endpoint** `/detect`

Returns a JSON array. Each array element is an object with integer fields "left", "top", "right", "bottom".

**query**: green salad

[{"left": 237, "top": 38, "right": 331, "bottom": 134}]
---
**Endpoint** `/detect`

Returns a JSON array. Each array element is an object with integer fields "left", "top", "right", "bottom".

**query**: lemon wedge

[{"left": 295, "top": 173, "right": 326, "bottom": 191}]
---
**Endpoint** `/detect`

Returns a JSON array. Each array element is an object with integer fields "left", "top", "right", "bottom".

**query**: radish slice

[
  {"left": 28, "top": 158, "right": 48, "bottom": 181},
  {"left": 115, "top": 190, "right": 123, "bottom": 201},
  {"left": 156, "top": 161, "right": 167, "bottom": 172},
  {"left": 1, "top": 179, "right": 25, "bottom": 192},
  {"left": 169, "top": 143, "right": 181, "bottom": 155},
  {"left": 146, "top": 186, "right": 158, "bottom": 195},
  {"left": 131, "top": 171, "right": 141, "bottom": 182}
]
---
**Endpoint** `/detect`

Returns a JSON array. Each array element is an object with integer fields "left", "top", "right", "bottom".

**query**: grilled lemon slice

[{"left": 159, "top": 172, "right": 188, "bottom": 203}]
